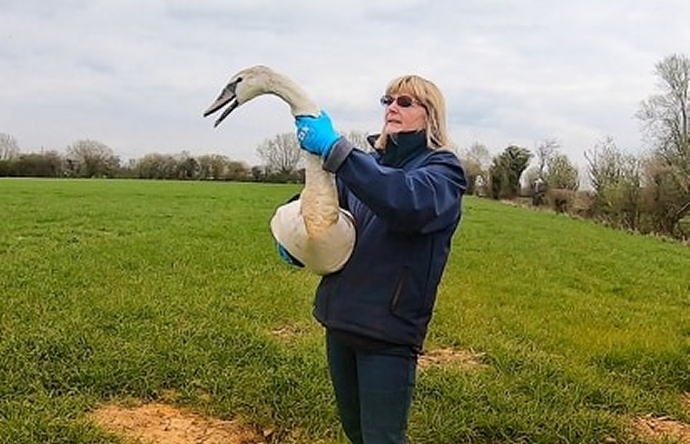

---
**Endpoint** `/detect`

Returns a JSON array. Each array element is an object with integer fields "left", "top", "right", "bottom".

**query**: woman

[{"left": 293, "top": 75, "right": 466, "bottom": 444}]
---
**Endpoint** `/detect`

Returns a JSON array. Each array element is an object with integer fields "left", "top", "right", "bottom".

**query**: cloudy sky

[{"left": 2, "top": 1, "right": 689, "bottom": 168}]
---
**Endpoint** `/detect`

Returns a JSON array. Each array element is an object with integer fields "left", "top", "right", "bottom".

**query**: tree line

[
  {"left": 460, "top": 54, "right": 689, "bottom": 240},
  {"left": 1, "top": 54, "right": 688, "bottom": 240}
]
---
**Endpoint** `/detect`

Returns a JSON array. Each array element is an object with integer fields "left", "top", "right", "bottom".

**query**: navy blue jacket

[{"left": 317, "top": 131, "right": 467, "bottom": 349}]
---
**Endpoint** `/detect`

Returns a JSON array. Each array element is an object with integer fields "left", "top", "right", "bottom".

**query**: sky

[{"left": 2, "top": 0, "right": 689, "bottom": 169}]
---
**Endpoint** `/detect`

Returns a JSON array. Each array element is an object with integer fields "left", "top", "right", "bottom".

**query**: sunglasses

[{"left": 380, "top": 94, "right": 422, "bottom": 108}]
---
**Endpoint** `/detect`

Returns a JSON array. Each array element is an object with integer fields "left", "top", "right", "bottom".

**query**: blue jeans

[{"left": 326, "top": 331, "right": 418, "bottom": 444}]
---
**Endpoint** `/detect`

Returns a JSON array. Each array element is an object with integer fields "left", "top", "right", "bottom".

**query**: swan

[{"left": 203, "top": 65, "right": 356, "bottom": 275}]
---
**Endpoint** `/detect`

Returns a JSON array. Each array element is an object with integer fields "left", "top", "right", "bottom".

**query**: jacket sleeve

[{"left": 323, "top": 138, "right": 467, "bottom": 234}]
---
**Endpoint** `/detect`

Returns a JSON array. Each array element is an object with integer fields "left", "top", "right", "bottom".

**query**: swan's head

[{"left": 203, "top": 65, "right": 279, "bottom": 127}]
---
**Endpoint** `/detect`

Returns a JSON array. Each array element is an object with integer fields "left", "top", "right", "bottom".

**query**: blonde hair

[{"left": 375, "top": 75, "right": 451, "bottom": 150}]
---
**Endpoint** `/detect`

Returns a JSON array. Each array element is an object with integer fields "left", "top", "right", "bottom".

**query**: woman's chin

[{"left": 384, "top": 124, "right": 403, "bottom": 134}]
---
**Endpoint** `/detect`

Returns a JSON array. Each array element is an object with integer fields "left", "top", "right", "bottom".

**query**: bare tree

[
  {"left": 343, "top": 130, "right": 374, "bottom": 153},
  {"left": 198, "top": 154, "right": 229, "bottom": 180},
  {"left": 636, "top": 53, "right": 690, "bottom": 236},
  {"left": 174, "top": 151, "right": 199, "bottom": 180},
  {"left": 256, "top": 132, "right": 302, "bottom": 175},
  {"left": 65, "top": 139, "right": 120, "bottom": 178},
  {"left": 0, "top": 133, "right": 20, "bottom": 160},
  {"left": 534, "top": 138, "right": 559, "bottom": 179},
  {"left": 197, "top": 154, "right": 250, "bottom": 181},
  {"left": 460, "top": 142, "right": 491, "bottom": 195},
  {"left": 586, "top": 136, "right": 620, "bottom": 200}
]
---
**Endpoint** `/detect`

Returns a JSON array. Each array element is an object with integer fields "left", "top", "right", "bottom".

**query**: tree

[
  {"left": 534, "top": 138, "right": 559, "bottom": 179},
  {"left": 523, "top": 140, "right": 579, "bottom": 205},
  {"left": 65, "top": 139, "right": 119, "bottom": 178},
  {"left": 256, "top": 133, "right": 302, "bottom": 176},
  {"left": 197, "top": 154, "right": 250, "bottom": 181},
  {"left": 174, "top": 151, "right": 199, "bottom": 180},
  {"left": 11, "top": 151, "right": 65, "bottom": 177},
  {"left": 132, "top": 153, "right": 177, "bottom": 179},
  {"left": 460, "top": 142, "right": 491, "bottom": 195},
  {"left": 545, "top": 153, "right": 579, "bottom": 191},
  {"left": 343, "top": 130, "right": 374, "bottom": 153},
  {"left": 198, "top": 154, "right": 228, "bottom": 180},
  {"left": 585, "top": 137, "right": 642, "bottom": 229},
  {"left": 225, "top": 160, "right": 250, "bottom": 181},
  {"left": 0, "top": 133, "right": 20, "bottom": 161},
  {"left": 636, "top": 53, "right": 690, "bottom": 236},
  {"left": 489, "top": 145, "right": 532, "bottom": 199}
]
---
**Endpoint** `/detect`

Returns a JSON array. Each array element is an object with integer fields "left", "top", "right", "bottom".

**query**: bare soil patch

[
  {"left": 90, "top": 402, "right": 266, "bottom": 444},
  {"left": 632, "top": 414, "right": 690, "bottom": 443},
  {"left": 632, "top": 397, "right": 690, "bottom": 443},
  {"left": 418, "top": 347, "right": 487, "bottom": 370},
  {"left": 270, "top": 324, "right": 307, "bottom": 340}
]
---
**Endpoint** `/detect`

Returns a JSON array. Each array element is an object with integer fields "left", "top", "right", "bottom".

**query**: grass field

[{"left": 0, "top": 178, "right": 688, "bottom": 444}]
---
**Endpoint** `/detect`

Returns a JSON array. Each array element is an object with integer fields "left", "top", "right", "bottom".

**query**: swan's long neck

[{"left": 267, "top": 72, "right": 339, "bottom": 237}]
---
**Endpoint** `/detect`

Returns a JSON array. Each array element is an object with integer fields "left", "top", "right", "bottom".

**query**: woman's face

[{"left": 382, "top": 94, "right": 427, "bottom": 134}]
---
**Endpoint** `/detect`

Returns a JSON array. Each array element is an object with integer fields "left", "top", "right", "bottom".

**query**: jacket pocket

[{"left": 389, "top": 266, "right": 410, "bottom": 314}]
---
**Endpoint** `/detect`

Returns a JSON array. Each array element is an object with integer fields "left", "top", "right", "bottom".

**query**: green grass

[{"left": 0, "top": 178, "right": 688, "bottom": 443}]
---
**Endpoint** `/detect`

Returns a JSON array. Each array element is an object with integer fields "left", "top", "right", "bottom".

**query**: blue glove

[
  {"left": 295, "top": 111, "right": 340, "bottom": 158},
  {"left": 277, "top": 243, "right": 304, "bottom": 268}
]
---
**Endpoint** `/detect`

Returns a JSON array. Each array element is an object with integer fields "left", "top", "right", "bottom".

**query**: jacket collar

[{"left": 371, "top": 131, "right": 429, "bottom": 167}]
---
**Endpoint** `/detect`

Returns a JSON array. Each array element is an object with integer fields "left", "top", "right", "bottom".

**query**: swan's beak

[{"left": 203, "top": 80, "right": 240, "bottom": 127}]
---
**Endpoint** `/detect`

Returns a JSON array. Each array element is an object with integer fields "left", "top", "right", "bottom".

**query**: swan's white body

[{"left": 204, "top": 65, "right": 355, "bottom": 275}]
